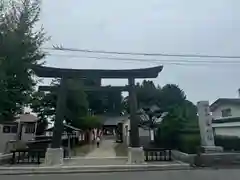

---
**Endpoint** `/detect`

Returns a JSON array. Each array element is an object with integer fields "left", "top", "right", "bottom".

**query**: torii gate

[{"left": 32, "top": 65, "right": 163, "bottom": 165}]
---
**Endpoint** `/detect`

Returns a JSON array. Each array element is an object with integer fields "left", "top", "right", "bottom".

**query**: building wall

[
  {"left": 21, "top": 125, "right": 35, "bottom": 141},
  {"left": 211, "top": 104, "right": 240, "bottom": 137},
  {"left": 0, "top": 125, "right": 16, "bottom": 153},
  {"left": 213, "top": 126, "right": 240, "bottom": 137},
  {"left": 0, "top": 123, "right": 36, "bottom": 153},
  {"left": 212, "top": 104, "right": 240, "bottom": 119}
]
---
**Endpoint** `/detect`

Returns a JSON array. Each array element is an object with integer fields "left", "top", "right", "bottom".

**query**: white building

[
  {"left": 0, "top": 113, "right": 38, "bottom": 153},
  {"left": 210, "top": 97, "right": 240, "bottom": 137}
]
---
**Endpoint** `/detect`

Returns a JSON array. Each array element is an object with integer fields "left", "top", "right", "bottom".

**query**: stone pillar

[
  {"left": 197, "top": 101, "right": 223, "bottom": 153},
  {"left": 45, "top": 78, "right": 67, "bottom": 166},
  {"left": 128, "top": 78, "right": 145, "bottom": 164}
]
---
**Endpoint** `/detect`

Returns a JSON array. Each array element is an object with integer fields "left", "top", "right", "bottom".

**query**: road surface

[{"left": 2, "top": 169, "right": 240, "bottom": 180}]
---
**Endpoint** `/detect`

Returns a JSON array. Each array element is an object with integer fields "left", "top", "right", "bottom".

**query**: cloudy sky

[{"left": 39, "top": 0, "right": 239, "bottom": 104}]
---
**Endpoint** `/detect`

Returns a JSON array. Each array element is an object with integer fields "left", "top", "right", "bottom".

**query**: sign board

[{"left": 197, "top": 101, "right": 215, "bottom": 147}]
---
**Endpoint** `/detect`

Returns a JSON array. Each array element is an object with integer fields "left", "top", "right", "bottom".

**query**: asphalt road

[{"left": 2, "top": 169, "right": 240, "bottom": 180}]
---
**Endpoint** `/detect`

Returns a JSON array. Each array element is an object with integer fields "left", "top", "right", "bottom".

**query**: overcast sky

[{"left": 39, "top": 0, "right": 239, "bottom": 104}]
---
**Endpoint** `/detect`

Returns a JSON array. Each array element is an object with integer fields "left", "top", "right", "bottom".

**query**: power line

[
  {"left": 48, "top": 53, "right": 240, "bottom": 66},
  {"left": 43, "top": 46, "right": 240, "bottom": 59}
]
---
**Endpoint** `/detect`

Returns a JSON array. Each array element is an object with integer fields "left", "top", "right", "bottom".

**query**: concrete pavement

[
  {"left": 0, "top": 162, "right": 190, "bottom": 175},
  {"left": 64, "top": 157, "right": 128, "bottom": 166},
  {"left": 2, "top": 169, "right": 240, "bottom": 180},
  {"left": 85, "top": 139, "right": 116, "bottom": 158}
]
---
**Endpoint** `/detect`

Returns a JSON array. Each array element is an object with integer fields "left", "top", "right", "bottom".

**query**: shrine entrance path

[
  {"left": 73, "top": 136, "right": 127, "bottom": 158},
  {"left": 85, "top": 136, "right": 117, "bottom": 158},
  {"left": 65, "top": 136, "right": 128, "bottom": 166}
]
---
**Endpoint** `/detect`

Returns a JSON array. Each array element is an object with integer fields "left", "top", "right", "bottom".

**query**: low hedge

[
  {"left": 178, "top": 133, "right": 201, "bottom": 154},
  {"left": 215, "top": 135, "right": 240, "bottom": 151},
  {"left": 154, "top": 132, "right": 200, "bottom": 154}
]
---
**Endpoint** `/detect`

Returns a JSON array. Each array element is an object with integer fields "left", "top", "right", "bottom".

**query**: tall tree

[
  {"left": 0, "top": 0, "right": 47, "bottom": 122},
  {"left": 136, "top": 80, "right": 160, "bottom": 107},
  {"left": 157, "top": 84, "right": 186, "bottom": 112},
  {"left": 30, "top": 79, "right": 89, "bottom": 129},
  {"left": 155, "top": 106, "right": 185, "bottom": 148},
  {"left": 123, "top": 80, "right": 160, "bottom": 113},
  {"left": 84, "top": 78, "right": 106, "bottom": 114},
  {"left": 105, "top": 91, "right": 122, "bottom": 114}
]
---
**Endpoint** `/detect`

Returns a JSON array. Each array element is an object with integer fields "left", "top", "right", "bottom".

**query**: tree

[
  {"left": 123, "top": 80, "right": 160, "bottom": 113},
  {"left": 157, "top": 84, "right": 186, "bottom": 112},
  {"left": 83, "top": 78, "right": 106, "bottom": 114},
  {"left": 30, "top": 91, "right": 53, "bottom": 135},
  {"left": 155, "top": 106, "right": 185, "bottom": 148},
  {"left": 0, "top": 0, "right": 47, "bottom": 122},
  {"left": 72, "top": 115, "right": 102, "bottom": 130},
  {"left": 154, "top": 88, "right": 199, "bottom": 151},
  {"left": 31, "top": 77, "right": 124, "bottom": 132},
  {"left": 105, "top": 91, "right": 122, "bottom": 114},
  {"left": 122, "top": 81, "right": 198, "bottom": 149},
  {"left": 136, "top": 80, "right": 160, "bottom": 107},
  {"left": 83, "top": 78, "right": 123, "bottom": 115},
  {"left": 30, "top": 79, "right": 89, "bottom": 129}
]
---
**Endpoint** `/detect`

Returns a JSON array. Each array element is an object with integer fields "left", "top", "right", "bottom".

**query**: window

[
  {"left": 221, "top": 108, "right": 232, "bottom": 117},
  {"left": 3, "top": 126, "right": 10, "bottom": 133},
  {"left": 11, "top": 126, "right": 17, "bottom": 133},
  {"left": 2, "top": 125, "right": 17, "bottom": 133},
  {"left": 24, "top": 124, "right": 35, "bottom": 134}
]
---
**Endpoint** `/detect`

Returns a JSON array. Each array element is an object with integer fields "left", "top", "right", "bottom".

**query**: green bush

[
  {"left": 178, "top": 133, "right": 201, "bottom": 154},
  {"left": 155, "top": 130, "right": 200, "bottom": 153},
  {"left": 215, "top": 135, "right": 240, "bottom": 151}
]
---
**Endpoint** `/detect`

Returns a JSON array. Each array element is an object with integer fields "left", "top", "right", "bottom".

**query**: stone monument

[{"left": 197, "top": 101, "right": 223, "bottom": 153}]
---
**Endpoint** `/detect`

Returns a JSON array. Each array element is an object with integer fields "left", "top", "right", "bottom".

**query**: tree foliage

[
  {"left": 136, "top": 80, "right": 160, "bottom": 107},
  {"left": 82, "top": 78, "right": 123, "bottom": 115},
  {"left": 157, "top": 84, "right": 186, "bottom": 112},
  {"left": 0, "top": 0, "right": 47, "bottom": 121},
  {"left": 155, "top": 107, "right": 184, "bottom": 148},
  {"left": 71, "top": 116, "right": 102, "bottom": 130},
  {"left": 31, "top": 79, "right": 89, "bottom": 126},
  {"left": 31, "top": 78, "right": 123, "bottom": 131},
  {"left": 123, "top": 80, "right": 198, "bottom": 149}
]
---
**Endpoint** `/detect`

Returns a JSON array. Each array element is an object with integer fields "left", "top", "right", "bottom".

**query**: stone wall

[
  {"left": 172, "top": 150, "right": 240, "bottom": 167},
  {"left": 0, "top": 153, "right": 12, "bottom": 165},
  {"left": 199, "top": 152, "right": 240, "bottom": 166}
]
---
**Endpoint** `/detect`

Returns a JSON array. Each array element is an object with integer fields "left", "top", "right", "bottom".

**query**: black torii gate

[{"left": 32, "top": 65, "right": 163, "bottom": 150}]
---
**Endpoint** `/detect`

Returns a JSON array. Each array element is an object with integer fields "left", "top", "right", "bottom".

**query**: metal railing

[
  {"left": 11, "top": 149, "right": 45, "bottom": 164},
  {"left": 143, "top": 148, "right": 172, "bottom": 161}
]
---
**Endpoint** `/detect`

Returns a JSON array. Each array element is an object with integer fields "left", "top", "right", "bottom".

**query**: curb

[{"left": 0, "top": 164, "right": 192, "bottom": 175}]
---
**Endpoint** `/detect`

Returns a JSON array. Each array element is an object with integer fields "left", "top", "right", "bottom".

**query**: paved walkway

[
  {"left": 64, "top": 137, "right": 129, "bottom": 166},
  {"left": 85, "top": 138, "right": 117, "bottom": 158}
]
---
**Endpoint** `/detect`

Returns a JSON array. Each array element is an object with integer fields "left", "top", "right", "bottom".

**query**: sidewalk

[{"left": 0, "top": 162, "right": 191, "bottom": 175}]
